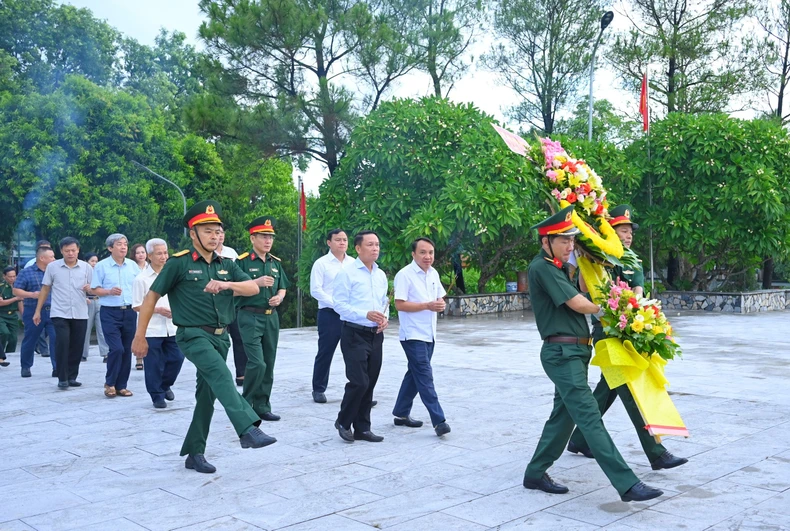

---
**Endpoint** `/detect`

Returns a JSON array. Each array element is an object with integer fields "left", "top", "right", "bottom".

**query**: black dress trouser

[{"left": 336, "top": 323, "right": 383, "bottom": 432}]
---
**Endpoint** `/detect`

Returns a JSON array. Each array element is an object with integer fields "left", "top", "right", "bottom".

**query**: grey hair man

[
  {"left": 132, "top": 238, "right": 185, "bottom": 408},
  {"left": 90, "top": 233, "right": 140, "bottom": 398}
]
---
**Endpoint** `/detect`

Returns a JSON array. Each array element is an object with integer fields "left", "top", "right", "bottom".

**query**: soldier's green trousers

[
  {"left": 568, "top": 324, "right": 666, "bottom": 463},
  {"left": 0, "top": 315, "right": 18, "bottom": 356},
  {"left": 175, "top": 327, "right": 260, "bottom": 456},
  {"left": 238, "top": 309, "right": 279, "bottom": 415},
  {"left": 525, "top": 343, "right": 639, "bottom": 496}
]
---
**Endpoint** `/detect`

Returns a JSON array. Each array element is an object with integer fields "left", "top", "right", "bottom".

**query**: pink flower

[
  {"left": 610, "top": 285, "right": 623, "bottom": 298},
  {"left": 619, "top": 314, "right": 628, "bottom": 330},
  {"left": 607, "top": 298, "right": 619, "bottom": 310},
  {"left": 546, "top": 170, "right": 558, "bottom": 182}
]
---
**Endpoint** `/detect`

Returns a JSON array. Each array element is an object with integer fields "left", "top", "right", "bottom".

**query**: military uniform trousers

[
  {"left": 568, "top": 325, "right": 666, "bottom": 463},
  {"left": 0, "top": 312, "right": 19, "bottom": 357},
  {"left": 238, "top": 308, "right": 279, "bottom": 415},
  {"left": 525, "top": 343, "right": 639, "bottom": 495},
  {"left": 175, "top": 326, "right": 260, "bottom": 456}
]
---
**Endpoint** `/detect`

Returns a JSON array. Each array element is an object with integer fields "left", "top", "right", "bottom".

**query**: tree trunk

[
  {"left": 762, "top": 257, "right": 774, "bottom": 289},
  {"left": 667, "top": 250, "right": 679, "bottom": 288}
]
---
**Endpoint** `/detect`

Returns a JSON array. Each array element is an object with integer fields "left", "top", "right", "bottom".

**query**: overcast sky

[{"left": 63, "top": 0, "right": 638, "bottom": 193}]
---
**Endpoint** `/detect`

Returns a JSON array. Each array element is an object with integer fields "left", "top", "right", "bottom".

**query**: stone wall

[
  {"left": 443, "top": 289, "right": 790, "bottom": 317},
  {"left": 444, "top": 292, "right": 531, "bottom": 317},
  {"left": 658, "top": 290, "right": 790, "bottom": 313}
]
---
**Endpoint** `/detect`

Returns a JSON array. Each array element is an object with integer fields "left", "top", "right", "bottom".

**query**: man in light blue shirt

[
  {"left": 333, "top": 230, "right": 389, "bottom": 443},
  {"left": 392, "top": 237, "right": 451, "bottom": 437},
  {"left": 90, "top": 233, "right": 140, "bottom": 398}
]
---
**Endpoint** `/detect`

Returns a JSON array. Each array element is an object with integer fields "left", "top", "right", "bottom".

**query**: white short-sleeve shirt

[
  {"left": 393, "top": 260, "right": 446, "bottom": 342},
  {"left": 132, "top": 264, "right": 177, "bottom": 337}
]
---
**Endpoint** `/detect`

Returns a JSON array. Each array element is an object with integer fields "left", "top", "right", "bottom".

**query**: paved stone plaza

[{"left": 2, "top": 310, "right": 790, "bottom": 530}]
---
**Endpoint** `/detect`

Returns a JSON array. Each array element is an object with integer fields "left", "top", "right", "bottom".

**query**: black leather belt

[
  {"left": 343, "top": 321, "right": 378, "bottom": 333},
  {"left": 241, "top": 306, "right": 274, "bottom": 315},
  {"left": 545, "top": 335, "right": 593, "bottom": 346},
  {"left": 198, "top": 325, "right": 226, "bottom": 335},
  {"left": 105, "top": 305, "right": 131, "bottom": 310}
]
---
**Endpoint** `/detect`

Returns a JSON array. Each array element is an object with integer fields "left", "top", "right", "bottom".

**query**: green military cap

[
  {"left": 184, "top": 200, "right": 223, "bottom": 229},
  {"left": 531, "top": 205, "right": 581, "bottom": 236},
  {"left": 609, "top": 204, "right": 639, "bottom": 230},
  {"left": 246, "top": 216, "right": 276, "bottom": 236}
]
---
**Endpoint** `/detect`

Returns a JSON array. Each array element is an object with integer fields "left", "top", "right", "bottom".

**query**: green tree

[
  {"left": 0, "top": 0, "right": 119, "bottom": 91},
  {"left": 553, "top": 98, "right": 639, "bottom": 145},
  {"left": 303, "top": 97, "right": 544, "bottom": 293},
  {"left": 191, "top": 0, "right": 421, "bottom": 175},
  {"left": 629, "top": 113, "right": 790, "bottom": 290},
  {"left": 609, "top": 0, "right": 763, "bottom": 115},
  {"left": 483, "top": 0, "right": 606, "bottom": 133},
  {"left": 0, "top": 75, "right": 226, "bottom": 253}
]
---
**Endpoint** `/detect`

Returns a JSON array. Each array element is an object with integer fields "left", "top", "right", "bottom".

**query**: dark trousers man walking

[
  {"left": 312, "top": 308, "right": 342, "bottom": 395},
  {"left": 337, "top": 324, "right": 383, "bottom": 433},
  {"left": 52, "top": 318, "right": 87, "bottom": 383},
  {"left": 101, "top": 306, "right": 136, "bottom": 393},
  {"left": 144, "top": 336, "right": 184, "bottom": 405}
]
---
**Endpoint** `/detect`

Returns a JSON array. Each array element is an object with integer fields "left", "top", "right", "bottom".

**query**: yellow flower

[
  {"left": 555, "top": 169, "right": 566, "bottom": 183},
  {"left": 631, "top": 320, "right": 644, "bottom": 332},
  {"left": 622, "top": 289, "right": 635, "bottom": 299},
  {"left": 653, "top": 325, "right": 664, "bottom": 335},
  {"left": 637, "top": 308, "right": 655, "bottom": 324},
  {"left": 567, "top": 173, "right": 582, "bottom": 188}
]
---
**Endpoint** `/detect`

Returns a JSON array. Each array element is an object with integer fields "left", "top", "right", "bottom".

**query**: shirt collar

[
  {"left": 190, "top": 247, "right": 222, "bottom": 263},
  {"left": 409, "top": 260, "right": 431, "bottom": 275},
  {"left": 354, "top": 257, "right": 378, "bottom": 272},
  {"left": 327, "top": 251, "right": 349, "bottom": 263},
  {"left": 142, "top": 264, "right": 160, "bottom": 277}
]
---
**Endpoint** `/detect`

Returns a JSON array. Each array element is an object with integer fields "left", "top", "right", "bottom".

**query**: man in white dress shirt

[
  {"left": 132, "top": 239, "right": 184, "bottom": 409},
  {"left": 333, "top": 231, "right": 389, "bottom": 443},
  {"left": 309, "top": 229, "right": 354, "bottom": 403},
  {"left": 392, "top": 237, "right": 451, "bottom": 436}
]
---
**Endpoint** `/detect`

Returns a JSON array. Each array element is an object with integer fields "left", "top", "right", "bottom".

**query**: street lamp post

[
  {"left": 588, "top": 11, "right": 614, "bottom": 142},
  {"left": 131, "top": 161, "right": 188, "bottom": 237}
]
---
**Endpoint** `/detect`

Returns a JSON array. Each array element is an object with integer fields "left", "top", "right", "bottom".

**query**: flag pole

[
  {"left": 297, "top": 176, "right": 303, "bottom": 328},
  {"left": 644, "top": 67, "right": 656, "bottom": 294}
]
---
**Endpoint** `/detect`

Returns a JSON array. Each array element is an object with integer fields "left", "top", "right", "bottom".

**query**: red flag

[
  {"left": 639, "top": 72, "right": 649, "bottom": 133},
  {"left": 299, "top": 182, "right": 307, "bottom": 231}
]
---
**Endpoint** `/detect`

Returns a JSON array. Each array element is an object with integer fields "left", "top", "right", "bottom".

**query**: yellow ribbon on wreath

[
  {"left": 592, "top": 338, "right": 689, "bottom": 441},
  {"left": 559, "top": 200, "right": 624, "bottom": 259}
]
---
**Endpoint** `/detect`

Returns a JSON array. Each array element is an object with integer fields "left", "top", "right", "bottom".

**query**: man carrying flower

[
  {"left": 522, "top": 205, "right": 663, "bottom": 502},
  {"left": 566, "top": 204, "right": 688, "bottom": 471}
]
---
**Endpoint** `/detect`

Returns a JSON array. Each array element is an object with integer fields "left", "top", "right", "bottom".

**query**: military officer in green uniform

[
  {"left": 132, "top": 201, "right": 277, "bottom": 474},
  {"left": 1, "top": 266, "right": 22, "bottom": 367},
  {"left": 567, "top": 205, "right": 688, "bottom": 470},
  {"left": 235, "top": 216, "right": 290, "bottom": 421},
  {"left": 522, "top": 205, "right": 663, "bottom": 502}
]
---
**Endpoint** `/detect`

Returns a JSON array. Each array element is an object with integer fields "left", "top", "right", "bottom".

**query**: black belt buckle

[{"left": 199, "top": 325, "right": 225, "bottom": 335}]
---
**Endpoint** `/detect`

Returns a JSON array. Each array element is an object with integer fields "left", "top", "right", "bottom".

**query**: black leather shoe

[
  {"left": 434, "top": 422, "right": 451, "bottom": 436},
  {"left": 0, "top": 359, "right": 9, "bottom": 367},
  {"left": 21, "top": 368, "right": 31, "bottom": 378},
  {"left": 567, "top": 440, "right": 594, "bottom": 458},
  {"left": 371, "top": 400, "right": 377, "bottom": 407},
  {"left": 68, "top": 380, "right": 82, "bottom": 387},
  {"left": 57, "top": 381, "right": 69, "bottom": 389},
  {"left": 259, "top": 411, "right": 281, "bottom": 421},
  {"left": 164, "top": 389, "right": 175, "bottom": 401},
  {"left": 394, "top": 416, "right": 423, "bottom": 428},
  {"left": 650, "top": 451, "right": 688, "bottom": 470},
  {"left": 621, "top": 481, "right": 663, "bottom": 502},
  {"left": 41, "top": 352, "right": 49, "bottom": 358},
  {"left": 354, "top": 430, "right": 384, "bottom": 442},
  {"left": 523, "top": 473, "right": 569, "bottom": 494},
  {"left": 81, "top": 357, "right": 87, "bottom": 362},
  {"left": 102, "top": 357, "right": 107, "bottom": 363},
  {"left": 185, "top": 454, "right": 216, "bottom": 473},
  {"left": 153, "top": 400, "right": 167, "bottom": 409},
  {"left": 312, "top": 391, "right": 327, "bottom": 403},
  {"left": 235, "top": 377, "right": 243, "bottom": 387},
  {"left": 239, "top": 427, "right": 277, "bottom": 449},
  {"left": 335, "top": 420, "right": 354, "bottom": 442},
  {"left": 51, "top": 370, "right": 57, "bottom": 378}
]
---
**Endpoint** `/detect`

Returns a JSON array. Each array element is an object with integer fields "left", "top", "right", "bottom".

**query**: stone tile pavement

[{"left": 1, "top": 311, "right": 789, "bottom": 530}]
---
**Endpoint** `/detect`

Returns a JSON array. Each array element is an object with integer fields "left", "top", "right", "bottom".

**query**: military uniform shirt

[
  {"left": 235, "top": 252, "right": 290, "bottom": 309},
  {"left": 613, "top": 261, "right": 644, "bottom": 290},
  {"left": 528, "top": 249, "right": 590, "bottom": 340},
  {"left": 149, "top": 247, "right": 251, "bottom": 328},
  {"left": 1, "top": 282, "right": 17, "bottom": 317}
]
